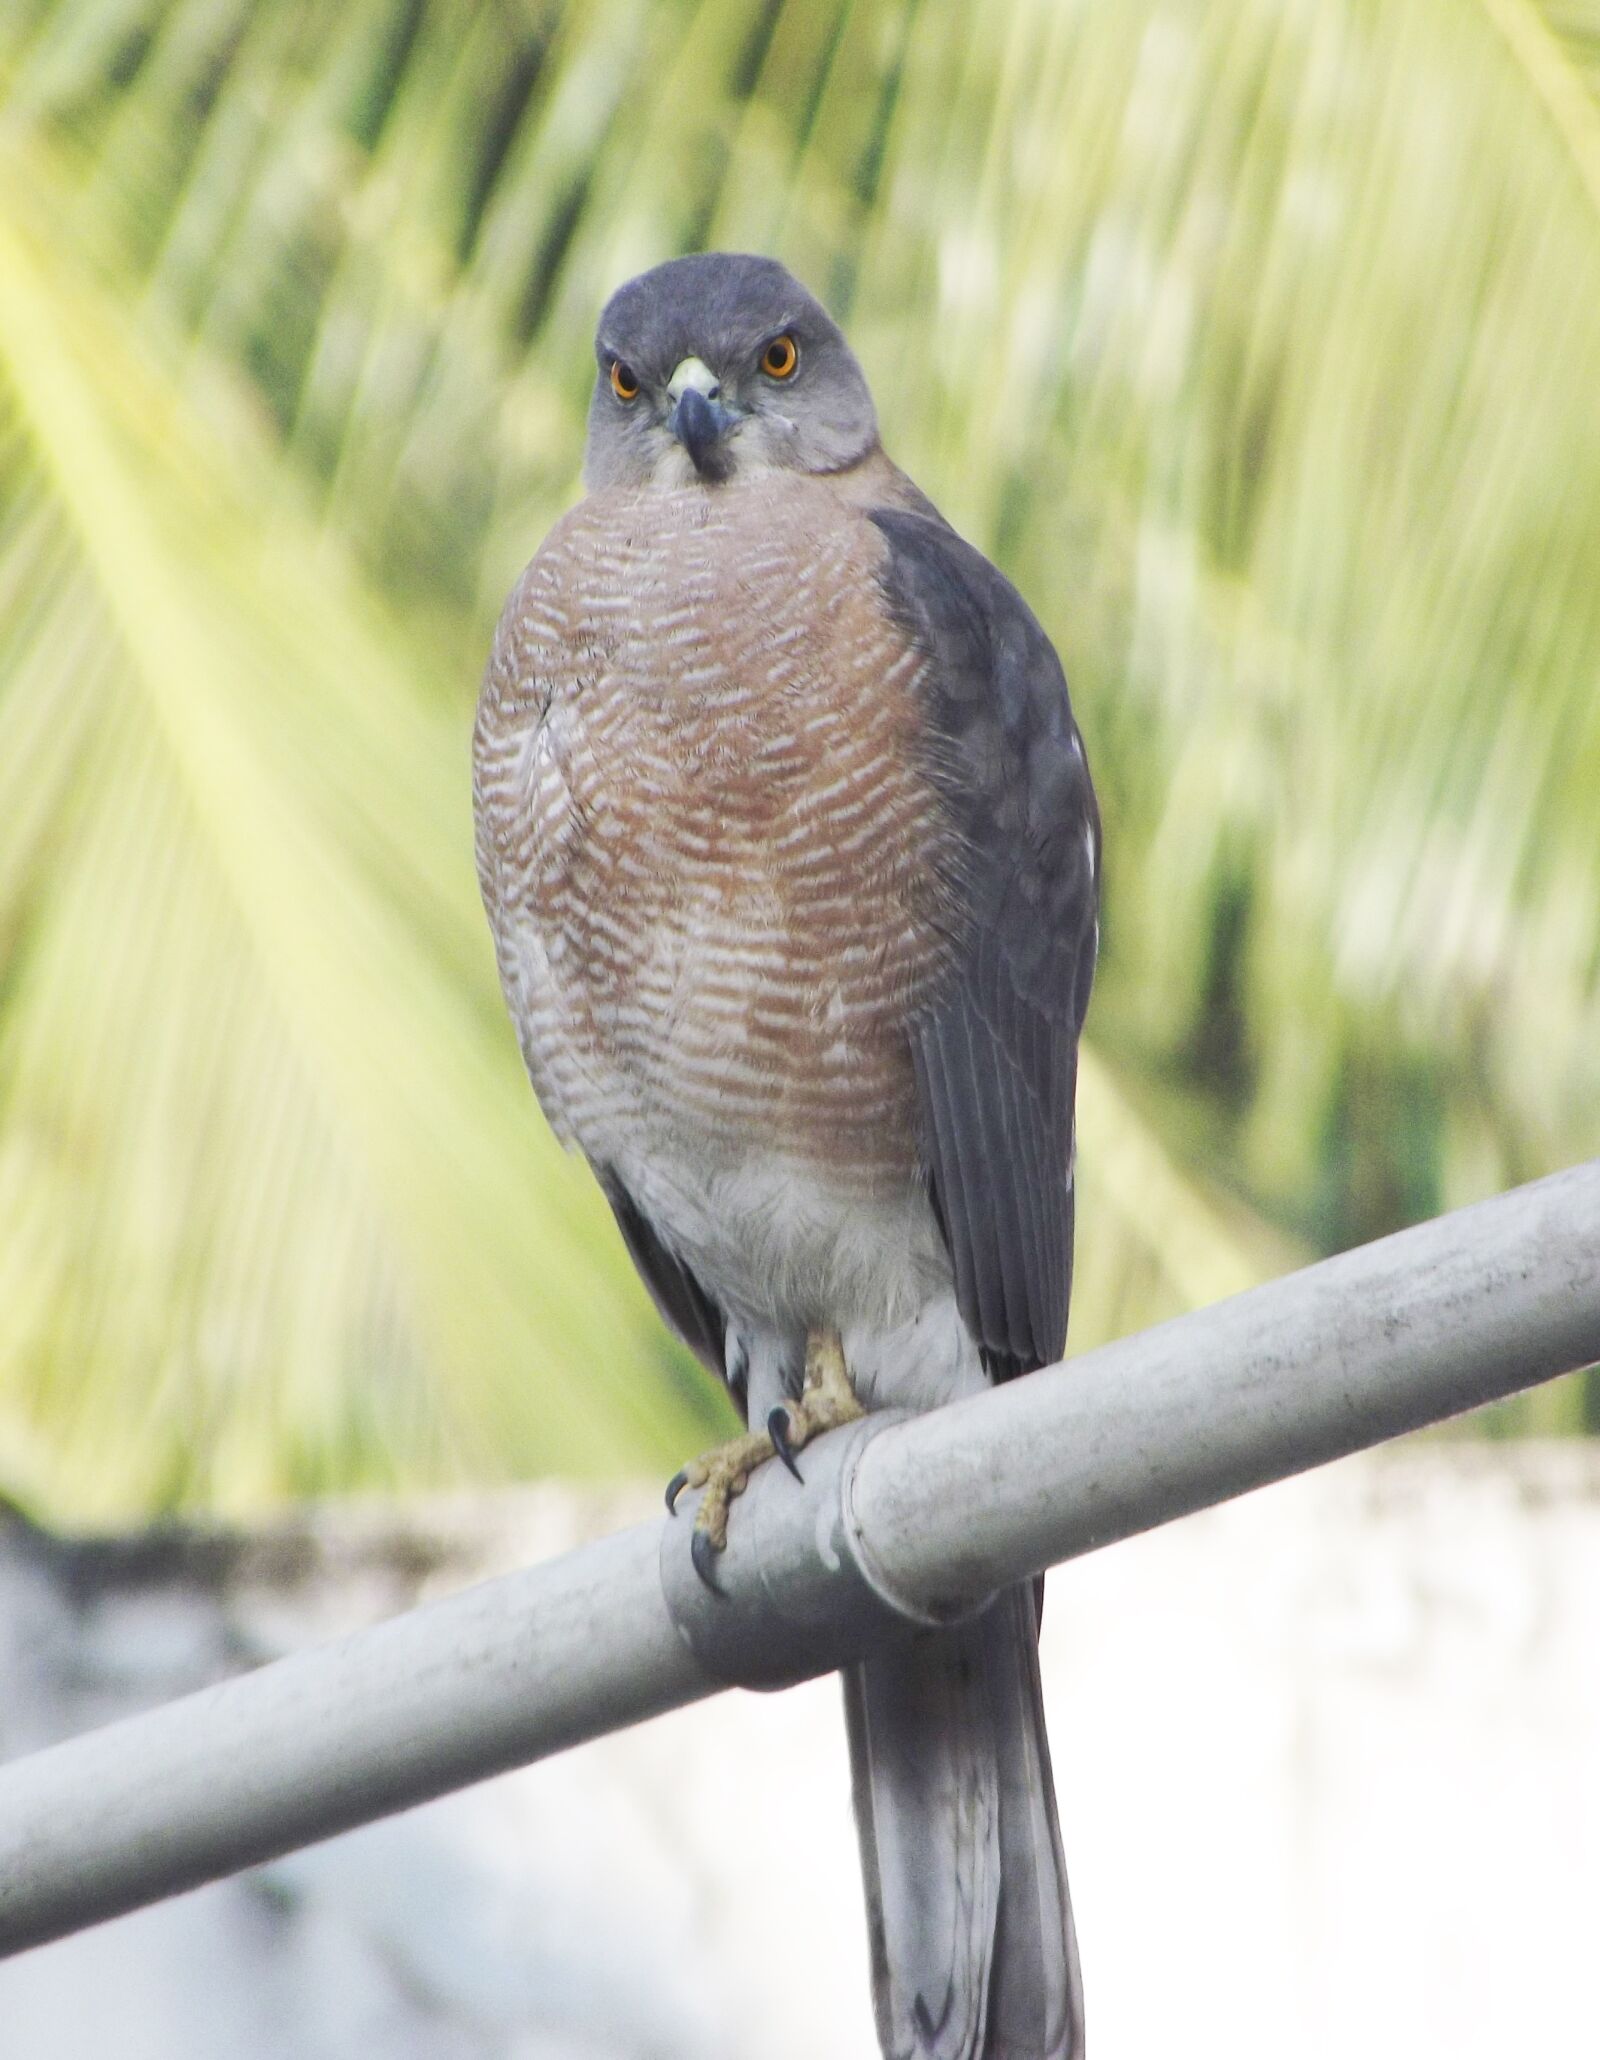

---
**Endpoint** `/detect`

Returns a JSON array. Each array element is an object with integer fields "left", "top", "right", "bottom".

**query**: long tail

[{"left": 843, "top": 1583, "right": 1083, "bottom": 2060}]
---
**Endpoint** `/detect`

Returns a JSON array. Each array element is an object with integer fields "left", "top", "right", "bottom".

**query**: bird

[{"left": 473, "top": 252, "right": 1100, "bottom": 2060}]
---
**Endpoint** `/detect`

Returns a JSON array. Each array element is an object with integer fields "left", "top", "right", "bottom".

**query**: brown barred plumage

[{"left": 475, "top": 462, "right": 957, "bottom": 1202}]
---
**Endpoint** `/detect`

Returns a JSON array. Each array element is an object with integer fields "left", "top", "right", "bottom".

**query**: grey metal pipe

[
  {"left": 855, "top": 1153, "right": 1600, "bottom": 1610},
  {"left": 0, "top": 1159, "right": 1596, "bottom": 1957},
  {"left": 0, "top": 1520, "right": 711, "bottom": 1955}
]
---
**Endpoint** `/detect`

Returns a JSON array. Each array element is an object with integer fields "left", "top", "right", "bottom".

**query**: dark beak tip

[{"left": 673, "top": 388, "right": 731, "bottom": 475}]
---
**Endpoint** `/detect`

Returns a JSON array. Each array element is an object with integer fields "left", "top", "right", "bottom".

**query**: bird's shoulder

[{"left": 861, "top": 484, "right": 1099, "bottom": 995}]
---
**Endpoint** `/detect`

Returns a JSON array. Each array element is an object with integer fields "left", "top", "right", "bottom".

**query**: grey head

[{"left": 584, "top": 253, "right": 878, "bottom": 490}]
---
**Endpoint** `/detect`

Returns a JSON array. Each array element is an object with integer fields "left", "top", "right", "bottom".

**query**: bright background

[
  {"left": 5, "top": 1448, "right": 1600, "bottom": 2060},
  {"left": 1, "top": 0, "right": 1598, "bottom": 1519}
]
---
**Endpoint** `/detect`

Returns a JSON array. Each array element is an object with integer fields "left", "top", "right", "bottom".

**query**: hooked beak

[{"left": 668, "top": 357, "right": 736, "bottom": 478}]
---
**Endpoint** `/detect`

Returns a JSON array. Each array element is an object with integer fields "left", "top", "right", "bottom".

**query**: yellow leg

[
  {"left": 665, "top": 1328, "right": 865, "bottom": 1589},
  {"left": 768, "top": 1327, "right": 866, "bottom": 1473},
  {"left": 666, "top": 1425, "right": 777, "bottom": 1547}
]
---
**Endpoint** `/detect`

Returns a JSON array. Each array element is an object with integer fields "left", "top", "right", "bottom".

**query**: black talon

[
  {"left": 767, "top": 1406, "right": 804, "bottom": 1483},
  {"left": 665, "top": 1468, "right": 690, "bottom": 1516},
  {"left": 690, "top": 1525, "right": 725, "bottom": 1594}
]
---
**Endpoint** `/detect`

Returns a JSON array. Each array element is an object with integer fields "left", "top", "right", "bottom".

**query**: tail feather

[{"left": 844, "top": 1584, "right": 1082, "bottom": 2060}]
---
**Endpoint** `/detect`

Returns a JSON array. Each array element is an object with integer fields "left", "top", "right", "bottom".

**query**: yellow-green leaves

[
  {"left": 0, "top": 139, "right": 721, "bottom": 1518},
  {"left": 2, "top": 0, "right": 1597, "bottom": 1511}
]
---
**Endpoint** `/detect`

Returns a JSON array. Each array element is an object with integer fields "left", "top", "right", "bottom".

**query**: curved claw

[
  {"left": 766, "top": 1406, "right": 804, "bottom": 1483},
  {"left": 665, "top": 1468, "right": 690, "bottom": 1516},
  {"left": 690, "top": 1525, "right": 725, "bottom": 1595}
]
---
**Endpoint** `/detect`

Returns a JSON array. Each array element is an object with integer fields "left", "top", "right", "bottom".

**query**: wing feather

[
  {"left": 600, "top": 1174, "right": 728, "bottom": 1380},
  {"left": 873, "top": 509, "right": 1099, "bottom": 1380}
]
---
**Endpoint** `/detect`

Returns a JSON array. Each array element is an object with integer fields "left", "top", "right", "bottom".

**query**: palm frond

[
  {"left": 2, "top": 0, "right": 1597, "bottom": 1507},
  {"left": 0, "top": 134, "right": 723, "bottom": 1518}
]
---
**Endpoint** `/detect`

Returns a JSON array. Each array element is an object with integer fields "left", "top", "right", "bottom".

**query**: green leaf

[
  {"left": 4, "top": 0, "right": 1597, "bottom": 1506},
  {"left": 0, "top": 133, "right": 724, "bottom": 1519}
]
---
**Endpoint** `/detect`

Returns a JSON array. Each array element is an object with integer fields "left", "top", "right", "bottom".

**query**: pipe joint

[{"left": 658, "top": 1412, "right": 988, "bottom": 1690}]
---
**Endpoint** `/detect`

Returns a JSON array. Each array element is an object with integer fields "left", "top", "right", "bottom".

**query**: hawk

[{"left": 474, "top": 254, "right": 1100, "bottom": 2060}]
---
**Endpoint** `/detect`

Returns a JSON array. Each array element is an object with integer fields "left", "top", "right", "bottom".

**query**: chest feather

[{"left": 476, "top": 478, "right": 956, "bottom": 1188}]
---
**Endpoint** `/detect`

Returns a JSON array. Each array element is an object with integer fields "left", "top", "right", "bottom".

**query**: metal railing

[{"left": 1, "top": 1158, "right": 1597, "bottom": 1958}]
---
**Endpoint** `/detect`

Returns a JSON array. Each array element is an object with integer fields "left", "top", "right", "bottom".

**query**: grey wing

[
  {"left": 872, "top": 510, "right": 1100, "bottom": 1381},
  {"left": 600, "top": 1174, "right": 730, "bottom": 1385}
]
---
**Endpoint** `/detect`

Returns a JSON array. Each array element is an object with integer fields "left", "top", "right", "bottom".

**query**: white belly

[{"left": 608, "top": 1137, "right": 950, "bottom": 1341}]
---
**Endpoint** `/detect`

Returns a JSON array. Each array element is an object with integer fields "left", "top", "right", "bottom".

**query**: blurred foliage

[{"left": 0, "top": 0, "right": 1596, "bottom": 1517}]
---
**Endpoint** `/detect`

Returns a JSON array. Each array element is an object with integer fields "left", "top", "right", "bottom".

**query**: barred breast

[{"left": 473, "top": 469, "right": 957, "bottom": 1243}]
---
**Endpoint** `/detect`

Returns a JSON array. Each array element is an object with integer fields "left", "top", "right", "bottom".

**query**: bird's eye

[
  {"left": 610, "top": 360, "right": 640, "bottom": 402},
  {"left": 760, "top": 334, "right": 799, "bottom": 380}
]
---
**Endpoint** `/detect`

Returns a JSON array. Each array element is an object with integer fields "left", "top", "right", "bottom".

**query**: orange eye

[
  {"left": 761, "top": 333, "right": 799, "bottom": 379},
  {"left": 610, "top": 360, "right": 640, "bottom": 401}
]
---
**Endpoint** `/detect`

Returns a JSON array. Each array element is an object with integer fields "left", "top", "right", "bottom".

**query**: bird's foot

[
  {"left": 664, "top": 1330, "right": 865, "bottom": 1592},
  {"left": 665, "top": 1425, "right": 779, "bottom": 1591},
  {"left": 765, "top": 1328, "right": 865, "bottom": 1482}
]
